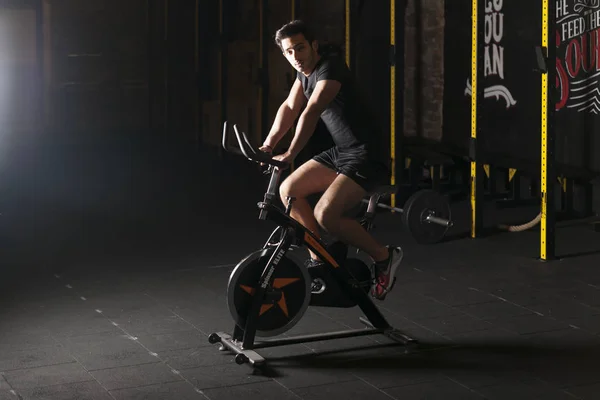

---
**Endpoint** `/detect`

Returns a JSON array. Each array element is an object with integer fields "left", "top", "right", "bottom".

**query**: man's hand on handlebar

[
  {"left": 259, "top": 144, "right": 273, "bottom": 154},
  {"left": 272, "top": 151, "right": 294, "bottom": 165},
  {"left": 258, "top": 144, "right": 294, "bottom": 168},
  {"left": 258, "top": 144, "right": 273, "bottom": 168}
]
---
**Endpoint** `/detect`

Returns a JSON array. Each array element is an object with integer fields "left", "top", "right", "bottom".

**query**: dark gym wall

[
  {"left": 37, "top": 0, "right": 205, "bottom": 143},
  {"left": 162, "top": 0, "right": 199, "bottom": 142},
  {"left": 440, "top": 0, "right": 471, "bottom": 157},
  {"left": 354, "top": 0, "right": 391, "bottom": 155},
  {"left": 148, "top": 0, "right": 166, "bottom": 136},
  {"left": 200, "top": 0, "right": 264, "bottom": 148},
  {"left": 44, "top": 0, "right": 150, "bottom": 136},
  {"left": 225, "top": 1, "right": 261, "bottom": 145}
]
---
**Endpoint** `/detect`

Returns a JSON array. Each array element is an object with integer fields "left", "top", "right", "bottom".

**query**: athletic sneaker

[{"left": 371, "top": 246, "right": 404, "bottom": 300}]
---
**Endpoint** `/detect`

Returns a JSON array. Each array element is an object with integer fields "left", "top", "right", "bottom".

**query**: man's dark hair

[{"left": 274, "top": 20, "right": 316, "bottom": 51}]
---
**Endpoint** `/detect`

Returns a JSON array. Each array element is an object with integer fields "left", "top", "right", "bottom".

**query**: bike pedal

[{"left": 311, "top": 278, "right": 326, "bottom": 294}]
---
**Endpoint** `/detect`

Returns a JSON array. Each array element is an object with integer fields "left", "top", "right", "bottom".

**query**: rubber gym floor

[{"left": 2, "top": 137, "right": 600, "bottom": 400}]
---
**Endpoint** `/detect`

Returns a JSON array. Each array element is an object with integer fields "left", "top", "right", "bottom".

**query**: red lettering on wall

[
  {"left": 580, "top": 32, "right": 596, "bottom": 73},
  {"left": 556, "top": 58, "right": 570, "bottom": 111},
  {"left": 566, "top": 40, "right": 582, "bottom": 78},
  {"left": 555, "top": 27, "right": 600, "bottom": 111}
]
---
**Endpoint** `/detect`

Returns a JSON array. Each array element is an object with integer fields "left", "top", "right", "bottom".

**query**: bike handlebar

[{"left": 222, "top": 122, "right": 289, "bottom": 170}]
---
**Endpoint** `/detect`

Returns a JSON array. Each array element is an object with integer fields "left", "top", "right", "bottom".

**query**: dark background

[{"left": 0, "top": 0, "right": 598, "bottom": 283}]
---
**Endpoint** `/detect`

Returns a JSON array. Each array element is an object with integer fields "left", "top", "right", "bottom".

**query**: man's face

[{"left": 280, "top": 33, "right": 318, "bottom": 75}]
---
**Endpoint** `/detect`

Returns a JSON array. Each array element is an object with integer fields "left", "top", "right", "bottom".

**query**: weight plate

[
  {"left": 402, "top": 190, "right": 451, "bottom": 244},
  {"left": 227, "top": 249, "right": 311, "bottom": 338}
]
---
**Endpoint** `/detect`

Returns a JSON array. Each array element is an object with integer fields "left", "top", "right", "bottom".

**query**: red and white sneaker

[{"left": 371, "top": 246, "right": 404, "bottom": 300}]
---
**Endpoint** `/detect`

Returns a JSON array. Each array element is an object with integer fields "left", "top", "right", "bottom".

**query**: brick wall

[{"left": 403, "top": 0, "right": 445, "bottom": 142}]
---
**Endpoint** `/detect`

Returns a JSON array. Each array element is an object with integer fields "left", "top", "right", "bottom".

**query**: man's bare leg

[
  {"left": 313, "top": 174, "right": 388, "bottom": 262},
  {"left": 314, "top": 173, "right": 404, "bottom": 300},
  {"left": 279, "top": 160, "right": 338, "bottom": 260}
]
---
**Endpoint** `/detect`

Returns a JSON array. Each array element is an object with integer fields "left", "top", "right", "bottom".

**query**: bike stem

[{"left": 259, "top": 167, "right": 283, "bottom": 220}]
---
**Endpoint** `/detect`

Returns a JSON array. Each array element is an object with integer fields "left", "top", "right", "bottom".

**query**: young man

[{"left": 259, "top": 20, "right": 403, "bottom": 300}]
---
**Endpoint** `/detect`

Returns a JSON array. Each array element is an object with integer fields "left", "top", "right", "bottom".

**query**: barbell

[{"left": 361, "top": 189, "right": 454, "bottom": 244}]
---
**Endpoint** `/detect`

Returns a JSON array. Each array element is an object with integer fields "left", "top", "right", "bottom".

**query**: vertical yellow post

[
  {"left": 540, "top": 0, "right": 556, "bottom": 261},
  {"left": 540, "top": 0, "right": 550, "bottom": 260},
  {"left": 390, "top": 0, "right": 396, "bottom": 208},
  {"left": 470, "top": 0, "right": 478, "bottom": 238}
]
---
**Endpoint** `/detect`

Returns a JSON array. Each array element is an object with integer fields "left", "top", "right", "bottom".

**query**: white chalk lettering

[
  {"left": 556, "top": 0, "right": 569, "bottom": 19},
  {"left": 485, "top": 12, "right": 504, "bottom": 43},
  {"left": 485, "top": 0, "right": 503, "bottom": 13},
  {"left": 589, "top": 10, "right": 600, "bottom": 30},
  {"left": 483, "top": 2, "right": 505, "bottom": 79},
  {"left": 563, "top": 17, "right": 586, "bottom": 41},
  {"left": 464, "top": 0, "right": 515, "bottom": 109}
]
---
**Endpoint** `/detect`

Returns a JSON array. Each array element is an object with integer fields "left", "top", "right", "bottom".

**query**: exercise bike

[{"left": 208, "top": 122, "right": 418, "bottom": 367}]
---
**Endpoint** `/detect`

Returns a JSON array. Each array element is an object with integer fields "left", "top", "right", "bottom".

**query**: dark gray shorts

[{"left": 312, "top": 146, "right": 390, "bottom": 192}]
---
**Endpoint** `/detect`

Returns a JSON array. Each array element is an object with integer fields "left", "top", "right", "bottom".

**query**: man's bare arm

[
  {"left": 262, "top": 79, "right": 306, "bottom": 149},
  {"left": 286, "top": 79, "right": 341, "bottom": 159}
]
